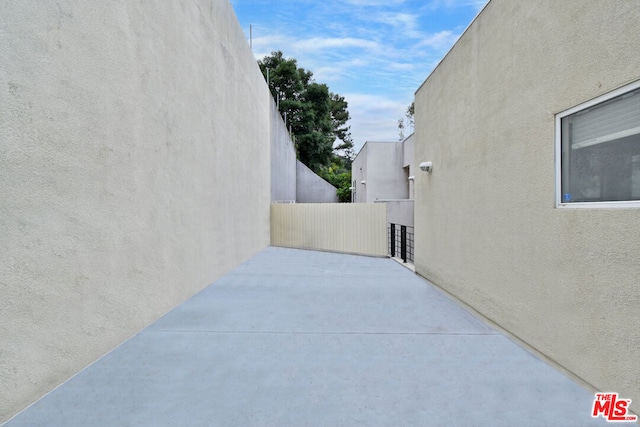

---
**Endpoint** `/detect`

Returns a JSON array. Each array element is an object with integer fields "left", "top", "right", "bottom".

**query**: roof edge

[{"left": 415, "top": 0, "right": 493, "bottom": 95}]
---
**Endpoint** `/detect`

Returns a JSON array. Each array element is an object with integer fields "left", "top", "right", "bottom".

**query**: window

[{"left": 557, "top": 81, "right": 640, "bottom": 207}]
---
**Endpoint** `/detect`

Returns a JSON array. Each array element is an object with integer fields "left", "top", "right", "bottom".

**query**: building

[
  {"left": 352, "top": 135, "right": 416, "bottom": 262},
  {"left": 351, "top": 134, "right": 415, "bottom": 203},
  {"left": 413, "top": 0, "right": 640, "bottom": 413}
]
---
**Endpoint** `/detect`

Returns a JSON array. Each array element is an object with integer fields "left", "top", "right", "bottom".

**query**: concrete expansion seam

[
  {"left": 148, "top": 330, "right": 498, "bottom": 336},
  {"left": 413, "top": 270, "right": 613, "bottom": 407}
]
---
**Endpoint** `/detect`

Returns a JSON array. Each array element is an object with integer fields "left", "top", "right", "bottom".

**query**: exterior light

[{"left": 419, "top": 161, "right": 433, "bottom": 173}]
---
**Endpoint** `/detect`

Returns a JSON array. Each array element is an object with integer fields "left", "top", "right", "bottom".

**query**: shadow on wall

[{"left": 296, "top": 160, "right": 338, "bottom": 203}]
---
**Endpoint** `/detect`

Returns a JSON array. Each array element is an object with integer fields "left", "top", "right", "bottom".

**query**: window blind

[{"left": 566, "top": 88, "right": 640, "bottom": 149}]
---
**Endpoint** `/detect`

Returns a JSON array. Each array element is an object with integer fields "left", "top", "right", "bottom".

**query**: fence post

[
  {"left": 401, "top": 225, "right": 407, "bottom": 263},
  {"left": 390, "top": 224, "right": 395, "bottom": 257}
]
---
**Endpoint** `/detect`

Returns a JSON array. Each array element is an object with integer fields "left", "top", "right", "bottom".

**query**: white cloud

[
  {"left": 345, "top": 93, "right": 412, "bottom": 151},
  {"left": 236, "top": 0, "right": 485, "bottom": 147},
  {"left": 251, "top": 34, "right": 383, "bottom": 60},
  {"left": 370, "top": 12, "right": 423, "bottom": 39},
  {"left": 427, "top": 0, "right": 488, "bottom": 11},
  {"left": 312, "top": 66, "right": 346, "bottom": 84},
  {"left": 344, "top": 0, "right": 406, "bottom": 5},
  {"left": 292, "top": 37, "right": 382, "bottom": 53},
  {"left": 250, "top": 33, "right": 291, "bottom": 59},
  {"left": 415, "top": 30, "right": 460, "bottom": 51},
  {"left": 389, "top": 63, "right": 415, "bottom": 71}
]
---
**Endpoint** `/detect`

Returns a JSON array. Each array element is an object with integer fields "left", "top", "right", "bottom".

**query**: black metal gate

[{"left": 388, "top": 223, "right": 414, "bottom": 263}]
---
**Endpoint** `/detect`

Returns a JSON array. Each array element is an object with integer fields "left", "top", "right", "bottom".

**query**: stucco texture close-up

[
  {"left": 414, "top": 0, "right": 640, "bottom": 414},
  {"left": 0, "top": 0, "right": 274, "bottom": 421}
]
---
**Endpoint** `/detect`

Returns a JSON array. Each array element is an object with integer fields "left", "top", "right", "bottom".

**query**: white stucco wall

[
  {"left": 368, "top": 142, "right": 408, "bottom": 201},
  {"left": 403, "top": 134, "right": 415, "bottom": 199},
  {"left": 403, "top": 134, "right": 414, "bottom": 169},
  {"left": 352, "top": 144, "right": 368, "bottom": 203},
  {"left": 378, "top": 200, "right": 414, "bottom": 228},
  {"left": 271, "top": 102, "right": 297, "bottom": 202},
  {"left": 0, "top": 1, "right": 273, "bottom": 421},
  {"left": 352, "top": 141, "right": 409, "bottom": 202},
  {"left": 414, "top": 0, "right": 640, "bottom": 412},
  {"left": 296, "top": 160, "right": 338, "bottom": 203}
]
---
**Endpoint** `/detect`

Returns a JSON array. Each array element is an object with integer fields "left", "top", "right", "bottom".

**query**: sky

[{"left": 230, "top": 0, "right": 488, "bottom": 153}]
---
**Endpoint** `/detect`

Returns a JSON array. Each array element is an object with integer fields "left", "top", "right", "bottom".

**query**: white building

[{"left": 351, "top": 134, "right": 415, "bottom": 203}]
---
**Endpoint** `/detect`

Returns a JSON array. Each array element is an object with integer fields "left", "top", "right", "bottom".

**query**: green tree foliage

[
  {"left": 317, "top": 156, "right": 353, "bottom": 203},
  {"left": 398, "top": 101, "right": 415, "bottom": 141},
  {"left": 406, "top": 101, "right": 415, "bottom": 128},
  {"left": 258, "top": 51, "right": 354, "bottom": 201},
  {"left": 330, "top": 93, "right": 353, "bottom": 155}
]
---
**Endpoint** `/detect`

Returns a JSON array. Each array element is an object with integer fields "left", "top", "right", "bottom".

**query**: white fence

[{"left": 271, "top": 203, "right": 387, "bottom": 256}]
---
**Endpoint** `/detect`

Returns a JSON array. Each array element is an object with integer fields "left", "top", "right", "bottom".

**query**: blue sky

[{"left": 230, "top": 0, "right": 488, "bottom": 152}]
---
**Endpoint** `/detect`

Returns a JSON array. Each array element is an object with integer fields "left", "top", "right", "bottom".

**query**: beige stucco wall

[
  {"left": 414, "top": 0, "right": 640, "bottom": 412},
  {"left": 0, "top": 1, "right": 274, "bottom": 421},
  {"left": 271, "top": 204, "right": 387, "bottom": 257}
]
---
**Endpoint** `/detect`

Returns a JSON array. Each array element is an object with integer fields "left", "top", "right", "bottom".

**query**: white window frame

[{"left": 555, "top": 80, "right": 640, "bottom": 209}]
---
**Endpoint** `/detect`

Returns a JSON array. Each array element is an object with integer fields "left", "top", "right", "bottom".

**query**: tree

[
  {"left": 258, "top": 51, "right": 354, "bottom": 200},
  {"left": 329, "top": 93, "right": 354, "bottom": 158},
  {"left": 405, "top": 101, "right": 415, "bottom": 128},
  {"left": 258, "top": 51, "right": 353, "bottom": 170},
  {"left": 398, "top": 101, "right": 415, "bottom": 140},
  {"left": 317, "top": 156, "right": 353, "bottom": 203}
]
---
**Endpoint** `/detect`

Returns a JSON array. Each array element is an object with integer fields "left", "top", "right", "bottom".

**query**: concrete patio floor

[{"left": 4, "top": 247, "right": 628, "bottom": 426}]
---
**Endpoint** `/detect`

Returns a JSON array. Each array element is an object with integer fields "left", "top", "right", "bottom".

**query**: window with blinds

[{"left": 558, "top": 82, "right": 640, "bottom": 205}]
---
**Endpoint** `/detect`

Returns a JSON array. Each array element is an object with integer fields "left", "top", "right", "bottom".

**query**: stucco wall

[
  {"left": 378, "top": 200, "right": 414, "bottom": 228},
  {"left": 352, "top": 141, "right": 409, "bottom": 202},
  {"left": 271, "top": 102, "right": 297, "bottom": 202},
  {"left": 414, "top": 0, "right": 640, "bottom": 411},
  {"left": 403, "top": 134, "right": 415, "bottom": 199},
  {"left": 368, "top": 142, "right": 408, "bottom": 201},
  {"left": 271, "top": 203, "right": 387, "bottom": 257},
  {"left": 296, "top": 160, "right": 338, "bottom": 203},
  {"left": 403, "top": 134, "right": 414, "bottom": 169},
  {"left": 352, "top": 144, "right": 367, "bottom": 203},
  {"left": 0, "top": 0, "right": 273, "bottom": 421}
]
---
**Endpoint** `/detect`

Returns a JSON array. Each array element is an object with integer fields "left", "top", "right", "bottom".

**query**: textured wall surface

[
  {"left": 414, "top": 0, "right": 640, "bottom": 412},
  {"left": 403, "top": 134, "right": 415, "bottom": 199},
  {"left": 296, "top": 160, "right": 338, "bottom": 203},
  {"left": 380, "top": 200, "right": 414, "bottom": 228},
  {"left": 271, "top": 102, "right": 297, "bottom": 202},
  {"left": 352, "top": 141, "right": 409, "bottom": 202},
  {"left": 351, "top": 144, "right": 367, "bottom": 203},
  {"left": 367, "top": 142, "right": 408, "bottom": 201},
  {"left": 271, "top": 204, "right": 387, "bottom": 256},
  {"left": 0, "top": 0, "right": 274, "bottom": 421}
]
